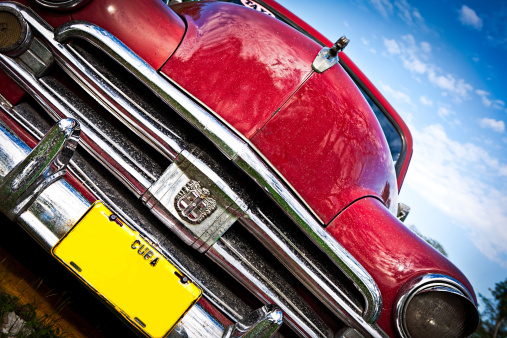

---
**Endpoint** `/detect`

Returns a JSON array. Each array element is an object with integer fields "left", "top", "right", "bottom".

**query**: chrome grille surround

[{"left": 0, "top": 3, "right": 388, "bottom": 336}]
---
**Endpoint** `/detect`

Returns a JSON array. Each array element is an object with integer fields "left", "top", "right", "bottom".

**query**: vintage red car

[{"left": 0, "top": 0, "right": 479, "bottom": 337}]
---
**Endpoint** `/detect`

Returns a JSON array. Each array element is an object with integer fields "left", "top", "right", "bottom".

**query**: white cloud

[
  {"left": 383, "top": 35, "right": 473, "bottom": 99},
  {"left": 361, "top": 37, "right": 370, "bottom": 45},
  {"left": 437, "top": 106, "right": 455, "bottom": 118},
  {"left": 403, "top": 58, "right": 427, "bottom": 74},
  {"left": 420, "top": 41, "right": 431, "bottom": 54},
  {"left": 369, "top": 0, "right": 393, "bottom": 18},
  {"left": 475, "top": 90, "right": 506, "bottom": 110},
  {"left": 492, "top": 100, "right": 505, "bottom": 110},
  {"left": 384, "top": 38, "right": 401, "bottom": 54},
  {"left": 420, "top": 96, "right": 433, "bottom": 106},
  {"left": 395, "top": 0, "right": 424, "bottom": 26},
  {"left": 479, "top": 118, "right": 505, "bottom": 133},
  {"left": 370, "top": 48, "right": 378, "bottom": 54},
  {"left": 476, "top": 89, "right": 492, "bottom": 107},
  {"left": 458, "top": 5, "right": 483, "bottom": 30},
  {"left": 427, "top": 70, "right": 473, "bottom": 98},
  {"left": 380, "top": 84, "right": 412, "bottom": 104},
  {"left": 406, "top": 124, "right": 507, "bottom": 267},
  {"left": 369, "top": 0, "right": 428, "bottom": 30}
]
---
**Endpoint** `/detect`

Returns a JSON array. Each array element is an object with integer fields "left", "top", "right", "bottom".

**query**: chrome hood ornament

[{"left": 312, "top": 36, "right": 349, "bottom": 73}]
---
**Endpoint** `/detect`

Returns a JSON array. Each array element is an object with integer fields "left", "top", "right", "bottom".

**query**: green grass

[{"left": 0, "top": 291, "right": 66, "bottom": 338}]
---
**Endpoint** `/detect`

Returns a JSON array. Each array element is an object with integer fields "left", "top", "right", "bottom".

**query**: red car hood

[{"left": 162, "top": 1, "right": 397, "bottom": 223}]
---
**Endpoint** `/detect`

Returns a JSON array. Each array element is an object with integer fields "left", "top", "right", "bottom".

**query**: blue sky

[{"left": 275, "top": 0, "right": 507, "bottom": 303}]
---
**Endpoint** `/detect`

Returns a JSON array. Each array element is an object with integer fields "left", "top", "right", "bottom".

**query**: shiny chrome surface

[
  {"left": 32, "top": 13, "right": 380, "bottom": 323},
  {"left": 3, "top": 99, "right": 255, "bottom": 324},
  {"left": 17, "top": 37, "right": 54, "bottom": 77},
  {"left": 0, "top": 116, "right": 89, "bottom": 250},
  {"left": 0, "top": 118, "right": 80, "bottom": 221},
  {"left": 2, "top": 81, "right": 257, "bottom": 328},
  {"left": 0, "top": 111, "right": 238, "bottom": 338},
  {"left": 240, "top": 208, "right": 388, "bottom": 337},
  {"left": 0, "top": 4, "right": 384, "bottom": 334},
  {"left": 397, "top": 203, "right": 410, "bottom": 222},
  {"left": 144, "top": 146, "right": 247, "bottom": 253},
  {"left": 33, "top": 0, "right": 92, "bottom": 11},
  {"left": 0, "top": 46, "right": 157, "bottom": 196},
  {"left": 223, "top": 305, "right": 283, "bottom": 338},
  {"left": 56, "top": 40, "right": 186, "bottom": 161},
  {"left": 208, "top": 232, "right": 333, "bottom": 338},
  {"left": 336, "top": 328, "right": 365, "bottom": 338},
  {"left": 393, "top": 274, "right": 477, "bottom": 338},
  {"left": 169, "top": 303, "right": 225, "bottom": 338},
  {"left": 312, "top": 36, "right": 349, "bottom": 73}
]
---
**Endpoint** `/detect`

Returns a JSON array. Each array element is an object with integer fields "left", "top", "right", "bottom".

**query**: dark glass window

[{"left": 359, "top": 88, "right": 402, "bottom": 164}]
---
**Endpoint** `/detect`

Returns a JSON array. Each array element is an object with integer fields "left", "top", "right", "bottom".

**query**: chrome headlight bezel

[
  {"left": 33, "top": 0, "right": 92, "bottom": 12},
  {"left": 394, "top": 274, "right": 479, "bottom": 338}
]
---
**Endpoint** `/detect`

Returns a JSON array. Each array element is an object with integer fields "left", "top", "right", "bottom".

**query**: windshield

[{"left": 359, "top": 88, "right": 403, "bottom": 164}]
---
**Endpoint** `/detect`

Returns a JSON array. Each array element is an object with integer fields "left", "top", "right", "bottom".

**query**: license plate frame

[{"left": 52, "top": 201, "right": 202, "bottom": 337}]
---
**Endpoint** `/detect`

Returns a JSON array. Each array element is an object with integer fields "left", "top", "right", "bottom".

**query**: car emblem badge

[{"left": 175, "top": 180, "right": 217, "bottom": 224}]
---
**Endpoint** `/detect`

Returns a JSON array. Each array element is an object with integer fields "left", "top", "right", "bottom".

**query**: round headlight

[
  {"left": 0, "top": 4, "right": 32, "bottom": 56},
  {"left": 394, "top": 274, "right": 479, "bottom": 338}
]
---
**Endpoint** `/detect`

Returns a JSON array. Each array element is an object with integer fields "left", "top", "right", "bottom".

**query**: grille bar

[
  {"left": 0, "top": 52, "right": 153, "bottom": 196},
  {"left": 50, "top": 19, "right": 382, "bottom": 323},
  {"left": 0, "top": 3, "right": 386, "bottom": 336},
  {"left": 209, "top": 231, "right": 333, "bottom": 338},
  {"left": 0, "top": 95, "right": 253, "bottom": 333},
  {"left": 1, "top": 98, "right": 255, "bottom": 323}
]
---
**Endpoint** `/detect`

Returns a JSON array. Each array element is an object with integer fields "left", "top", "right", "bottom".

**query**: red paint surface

[
  {"left": 0, "top": 71, "right": 25, "bottom": 105},
  {"left": 326, "top": 197, "right": 476, "bottom": 336},
  {"left": 71, "top": 0, "right": 185, "bottom": 69},
  {"left": 162, "top": 2, "right": 320, "bottom": 139},
  {"left": 253, "top": 1, "right": 414, "bottom": 190},
  {"left": 198, "top": 297, "right": 233, "bottom": 327},
  {"left": 14, "top": 0, "right": 72, "bottom": 27},
  {"left": 340, "top": 52, "right": 413, "bottom": 191},
  {"left": 252, "top": 65, "right": 398, "bottom": 223}
]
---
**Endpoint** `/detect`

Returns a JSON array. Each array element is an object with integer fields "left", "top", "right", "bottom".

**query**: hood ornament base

[{"left": 312, "top": 36, "right": 349, "bottom": 73}]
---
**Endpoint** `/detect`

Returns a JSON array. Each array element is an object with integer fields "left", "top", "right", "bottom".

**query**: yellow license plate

[{"left": 52, "top": 201, "right": 202, "bottom": 338}]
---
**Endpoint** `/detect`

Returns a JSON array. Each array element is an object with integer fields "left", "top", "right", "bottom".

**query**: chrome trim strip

[
  {"left": 393, "top": 274, "right": 478, "bottom": 338},
  {"left": 169, "top": 303, "right": 225, "bottom": 338},
  {"left": 8, "top": 95, "right": 380, "bottom": 337},
  {"left": 0, "top": 51, "right": 153, "bottom": 196},
  {"left": 208, "top": 236, "right": 333, "bottom": 338},
  {"left": 223, "top": 305, "right": 283, "bottom": 338},
  {"left": 33, "top": 0, "right": 92, "bottom": 12},
  {"left": 240, "top": 208, "right": 387, "bottom": 337},
  {"left": 52, "top": 20, "right": 382, "bottom": 322},
  {"left": 61, "top": 42, "right": 186, "bottom": 161},
  {"left": 0, "top": 114, "right": 230, "bottom": 338}
]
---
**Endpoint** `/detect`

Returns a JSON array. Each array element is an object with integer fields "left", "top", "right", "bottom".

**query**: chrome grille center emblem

[{"left": 175, "top": 180, "right": 217, "bottom": 224}]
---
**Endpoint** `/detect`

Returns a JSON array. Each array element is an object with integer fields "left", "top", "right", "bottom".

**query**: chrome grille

[{"left": 0, "top": 3, "right": 388, "bottom": 337}]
